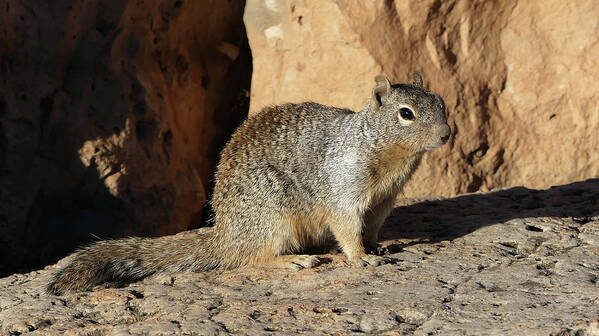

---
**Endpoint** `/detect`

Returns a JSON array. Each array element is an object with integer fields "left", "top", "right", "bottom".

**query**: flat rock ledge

[{"left": 1, "top": 179, "right": 599, "bottom": 335}]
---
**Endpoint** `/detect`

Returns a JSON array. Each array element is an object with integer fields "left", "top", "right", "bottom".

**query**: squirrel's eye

[{"left": 399, "top": 107, "right": 415, "bottom": 121}]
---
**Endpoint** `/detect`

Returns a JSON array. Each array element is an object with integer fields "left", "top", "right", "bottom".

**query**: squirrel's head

[{"left": 369, "top": 71, "right": 451, "bottom": 152}]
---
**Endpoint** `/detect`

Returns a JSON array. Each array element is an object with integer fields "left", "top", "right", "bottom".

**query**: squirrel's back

[{"left": 214, "top": 102, "right": 357, "bottom": 200}]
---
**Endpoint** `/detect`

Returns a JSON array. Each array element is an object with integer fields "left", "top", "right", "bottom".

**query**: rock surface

[
  {"left": 0, "top": 1, "right": 250, "bottom": 275},
  {"left": 1, "top": 179, "right": 598, "bottom": 335},
  {"left": 244, "top": 0, "right": 599, "bottom": 198}
]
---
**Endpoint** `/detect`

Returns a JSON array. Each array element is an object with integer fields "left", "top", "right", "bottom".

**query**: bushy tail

[{"left": 46, "top": 230, "right": 218, "bottom": 295}]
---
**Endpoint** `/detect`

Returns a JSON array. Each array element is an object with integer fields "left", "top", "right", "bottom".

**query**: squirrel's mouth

[
  {"left": 424, "top": 133, "right": 450, "bottom": 151},
  {"left": 423, "top": 143, "right": 445, "bottom": 151}
]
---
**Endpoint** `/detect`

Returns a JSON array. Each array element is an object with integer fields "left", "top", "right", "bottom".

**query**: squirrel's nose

[{"left": 440, "top": 125, "right": 451, "bottom": 143}]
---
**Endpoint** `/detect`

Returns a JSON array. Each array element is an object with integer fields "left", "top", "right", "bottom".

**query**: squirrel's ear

[
  {"left": 372, "top": 75, "right": 391, "bottom": 109},
  {"left": 413, "top": 70, "right": 423, "bottom": 87}
]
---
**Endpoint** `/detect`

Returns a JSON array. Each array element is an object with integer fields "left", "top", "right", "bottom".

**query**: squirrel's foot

[
  {"left": 263, "top": 254, "right": 320, "bottom": 270},
  {"left": 350, "top": 253, "right": 388, "bottom": 267}
]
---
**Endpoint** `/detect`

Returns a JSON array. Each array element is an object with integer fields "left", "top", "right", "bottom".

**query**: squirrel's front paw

[{"left": 350, "top": 253, "right": 388, "bottom": 267}]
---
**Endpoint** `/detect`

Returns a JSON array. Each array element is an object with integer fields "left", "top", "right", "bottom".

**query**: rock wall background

[
  {"left": 1, "top": 0, "right": 598, "bottom": 275},
  {"left": 245, "top": 0, "right": 599, "bottom": 197},
  {"left": 0, "top": 0, "right": 251, "bottom": 275}
]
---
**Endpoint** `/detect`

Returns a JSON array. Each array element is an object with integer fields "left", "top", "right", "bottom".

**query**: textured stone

[
  {"left": 1, "top": 179, "right": 598, "bottom": 335},
  {"left": 0, "top": 0, "right": 250, "bottom": 275},
  {"left": 244, "top": 0, "right": 599, "bottom": 198}
]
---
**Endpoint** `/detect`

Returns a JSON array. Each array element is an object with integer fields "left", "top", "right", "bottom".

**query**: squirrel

[{"left": 47, "top": 72, "right": 450, "bottom": 294}]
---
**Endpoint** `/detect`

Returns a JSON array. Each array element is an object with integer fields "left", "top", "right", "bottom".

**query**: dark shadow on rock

[
  {"left": 0, "top": 0, "right": 131, "bottom": 278},
  {"left": 381, "top": 178, "right": 599, "bottom": 251},
  {"left": 0, "top": 1, "right": 250, "bottom": 277}
]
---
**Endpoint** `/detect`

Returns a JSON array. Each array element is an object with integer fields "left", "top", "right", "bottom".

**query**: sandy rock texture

[
  {"left": 1, "top": 179, "right": 598, "bottom": 335},
  {"left": 0, "top": 1, "right": 250, "bottom": 275},
  {"left": 244, "top": 0, "right": 599, "bottom": 198}
]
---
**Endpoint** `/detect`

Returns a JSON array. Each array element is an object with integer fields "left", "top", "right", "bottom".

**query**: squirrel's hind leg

[{"left": 239, "top": 214, "right": 321, "bottom": 270}]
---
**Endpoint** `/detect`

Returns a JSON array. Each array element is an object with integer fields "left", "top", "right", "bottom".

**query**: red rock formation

[
  {"left": 244, "top": 0, "right": 599, "bottom": 198},
  {"left": 0, "top": 0, "right": 250, "bottom": 275}
]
